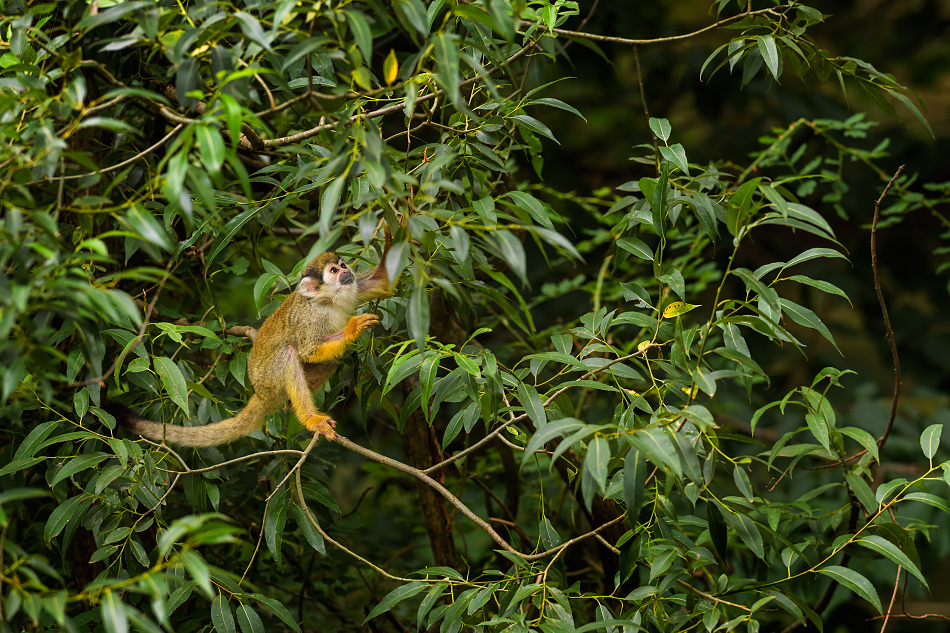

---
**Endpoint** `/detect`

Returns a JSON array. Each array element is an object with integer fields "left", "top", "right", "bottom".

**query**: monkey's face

[
  {"left": 323, "top": 259, "right": 355, "bottom": 286},
  {"left": 298, "top": 252, "right": 357, "bottom": 300}
]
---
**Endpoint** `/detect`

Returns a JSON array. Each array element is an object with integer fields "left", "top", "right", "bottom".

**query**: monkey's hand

[
  {"left": 345, "top": 313, "right": 380, "bottom": 338},
  {"left": 304, "top": 414, "right": 337, "bottom": 440},
  {"left": 303, "top": 314, "right": 380, "bottom": 363}
]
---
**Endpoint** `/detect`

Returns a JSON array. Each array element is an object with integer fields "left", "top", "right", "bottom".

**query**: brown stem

[
  {"left": 871, "top": 165, "right": 904, "bottom": 453},
  {"left": 542, "top": 6, "right": 786, "bottom": 46}
]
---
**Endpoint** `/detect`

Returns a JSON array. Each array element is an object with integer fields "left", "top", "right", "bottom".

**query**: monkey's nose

[{"left": 340, "top": 270, "right": 355, "bottom": 285}]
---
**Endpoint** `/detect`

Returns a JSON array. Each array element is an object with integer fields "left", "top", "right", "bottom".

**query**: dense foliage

[{"left": 2, "top": 1, "right": 949, "bottom": 632}]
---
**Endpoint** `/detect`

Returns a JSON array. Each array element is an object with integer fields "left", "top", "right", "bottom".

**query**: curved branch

[
  {"left": 332, "top": 433, "right": 626, "bottom": 562},
  {"left": 544, "top": 6, "right": 787, "bottom": 46},
  {"left": 261, "top": 41, "right": 535, "bottom": 148},
  {"left": 50, "top": 124, "right": 183, "bottom": 182},
  {"left": 872, "top": 165, "right": 905, "bottom": 453}
]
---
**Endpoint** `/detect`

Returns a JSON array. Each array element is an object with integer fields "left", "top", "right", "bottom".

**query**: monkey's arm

[
  {"left": 302, "top": 313, "right": 380, "bottom": 363},
  {"left": 355, "top": 228, "right": 396, "bottom": 303}
]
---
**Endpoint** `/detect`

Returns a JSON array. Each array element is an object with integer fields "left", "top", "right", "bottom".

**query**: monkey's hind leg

[{"left": 281, "top": 345, "right": 337, "bottom": 440}]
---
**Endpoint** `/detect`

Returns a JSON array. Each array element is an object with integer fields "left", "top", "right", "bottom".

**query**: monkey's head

[{"left": 298, "top": 252, "right": 356, "bottom": 300}]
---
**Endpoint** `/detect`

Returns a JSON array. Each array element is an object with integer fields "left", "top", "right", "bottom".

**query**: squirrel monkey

[{"left": 110, "top": 234, "right": 394, "bottom": 447}]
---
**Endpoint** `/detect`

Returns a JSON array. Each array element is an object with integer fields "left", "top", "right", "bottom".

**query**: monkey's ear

[{"left": 298, "top": 275, "right": 321, "bottom": 297}]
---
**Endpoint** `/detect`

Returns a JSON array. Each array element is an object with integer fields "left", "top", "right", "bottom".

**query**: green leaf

[
  {"left": 584, "top": 437, "right": 610, "bottom": 494},
  {"left": 903, "top": 492, "right": 950, "bottom": 514},
  {"left": 51, "top": 452, "right": 110, "bottom": 486},
  {"left": 780, "top": 298, "right": 841, "bottom": 354},
  {"left": 838, "top": 426, "right": 880, "bottom": 463},
  {"left": 726, "top": 511, "right": 765, "bottom": 559},
  {"left": 180, "top": 550, "right": 213, "bottom": 598},
  {"left": 395, "top": 0, "right": 429, "bottom": 36},
  {"left": 230, "top": 604, "right": 262, "bottom": 633},
  {"left": 529, "top": 97, "right": 587, "bottom": 121},
  {"left": 101, "top": 591, "right": 129, "bottom": 633},
  {"left": 505, "top": 191, "right": 554, "bottom": 230},
  {"left": 320, "top": 176, "right": 347, "bottom": 236},
  {"left": 123, "top": 203, "right": 173, "bottom": 253},
  {"left": 364, "top": 581, "right": 428, "bottom": 624},
  {"left": 492, "top": 230, "right": 527, "bottom": 284},
  {"left": 12, "top": 420, "right": 59, "bottom": 461},
  {"left": 628, "top": 427, "right": 681, "bottom": 478},
  {"left": 920, "top": 423, "right": 942, "bottom": 459},
  {"left": 649, "top": 117, "right": 671, "bottom": 142},
  {"left": 263, "top": 495, "right": 289, "bottom": 568},
  {"left": 249, "top": 594, "right": 302, "bottom": 633},
  {"left": 234, "top": 12, "right": 272, "bottom": 51},
  {"left": 844, "top": 472, "right": 877, "bottom": 514},
  {"left": 196, "top": 125, "right": 225, "bottom": 174},
  {"left": 516, "top": 382, "right": 546, "bottom": 429},
  {"left": 733, "top": 466, "right": 753, "bottom": 501},
  {"left": 433, "top": 33, "right": 460, "bottom": 107},
  {"left": 786, "top": 275, "right": 851, "bottom": 305},
  {"left": 417, "top": 581, "right": 448, "bottom": 629},
  {"left": 524, "top": 418, "right": 587, "bottom": 463},
  {"left": 513, "top": 114, "right": 559, "bottom": 144},
  {"left": 616, "top": 236, "right": 654, "bottom": 261},
  {"left": 707, "top": 503, "right": 728, "bottom": 561},
  {"left": 785, "top": 247, "right": 847, "bottom": 268},
  {"left": 154, "top": 356, "right": 190, "bottom": 415},
  {"left": 733, "top": 268, "right": 780, "bottom": 317},
  {"left": 212, "top": 595, "right": 236, "bottom": 633},
  {"left": 757, "top": 35, "right": 780, "bottom": 80},
  {"left": 659, "top": 143, "right": 689, "bottom": 176},
  {"left": 883, "top": 87, "right": 934, "bottom": 138},
  {"left": 45, "top": 495, "right": 89, "bottom": 543},
  {"left": 856, "top": 535, "right": 928, "bottom": 589},
  {"left": 291, "top": 504, "right": 326, "bottom": 555},
  {"left": 692, "top": 192, "right": 720, "bottom": 240},
  {"left": 623, "top": 448, "right": 646, "bottom": 526},
  {"left": 817, "top": 566, "right": 882, "bottom": 613},
  {"left": 207, "top": 206, "right": 259, "bottom": 265},
  {"left": 345, "top": 11, "right": 373, "bottom": 63},
  {"left": 408, "top": 286, "right": 430, "bottom": 350}
]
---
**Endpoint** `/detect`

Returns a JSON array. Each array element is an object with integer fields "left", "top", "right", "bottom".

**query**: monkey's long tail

[{"left": 106, "top": 396, "right": 271, "bottom": 447}]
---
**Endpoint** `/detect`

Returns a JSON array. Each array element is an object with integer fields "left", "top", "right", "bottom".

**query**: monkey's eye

[{"left": 330, "top": 267, "right": 338, "bottom": 274}]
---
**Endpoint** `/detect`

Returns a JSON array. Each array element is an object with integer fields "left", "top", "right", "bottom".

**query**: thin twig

[
  {"left": 294, "top": 466, "right": 415, "bottom": 582},
  {"left": 812, "top": 165, "right": 905, "bottom": 469},
  {"left": 543, "top": 6, "right": 786, "bottom": 46},
  {"left": 879, "top": 566, "right": 902, "bottom": 633},
  {"left": 332, "top": 433, "right": 626, "bottom": 561},
  {"left": 425, "top": 344, "right": 660, "bottom": 474},
  {"left": 676, "top": 579, "right": 752, "bottom": 612},
  {"left": 266, "top": 433, "right": 321, "bottom": 501},
  {"left": 49, "top": 124, "right": 182, "bottom": 181},
  {"left": 871, "top": 165, "right": 905, "bottom": 453},
  {"left": 68, "top": 267, "right": 173, "bottom": 388},
  {"left": 141, "top": 437, "right": 304, "bottom": 474},
  {"left": 261, "top": 42, "right": 535, "bottom": 148}
]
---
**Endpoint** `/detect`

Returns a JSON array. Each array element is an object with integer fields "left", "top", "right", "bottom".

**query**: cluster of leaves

[{"left": 1, "top": 1, "right": 948, "bottom": 632}]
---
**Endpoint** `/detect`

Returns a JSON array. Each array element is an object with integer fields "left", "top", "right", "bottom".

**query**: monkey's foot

[{"left": 304, "top": 415, "right": 337, "bottom": 440}]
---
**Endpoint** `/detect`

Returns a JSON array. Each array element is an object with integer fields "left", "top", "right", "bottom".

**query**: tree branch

[{"left": 542, "top": 6, "right": 787, "bottom": 46}]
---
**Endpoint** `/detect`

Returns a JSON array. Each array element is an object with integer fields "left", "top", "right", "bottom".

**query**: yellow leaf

[
  {"left": 662, "top": 301, "right": 700, "bottom": 319},
  {"left": 384, "top": 49, "right": 398, "bottom": 86},
  {"left": 637, "top": 341, "right": 651, "bottom": 353}
]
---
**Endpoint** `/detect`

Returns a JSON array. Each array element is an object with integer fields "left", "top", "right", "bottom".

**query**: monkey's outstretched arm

[
  {"left": 355, "top": 226, "right": 396, "bottom": 303},
  {"left": 302, "top": 313, "right": 379, "bottom": 364}
]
